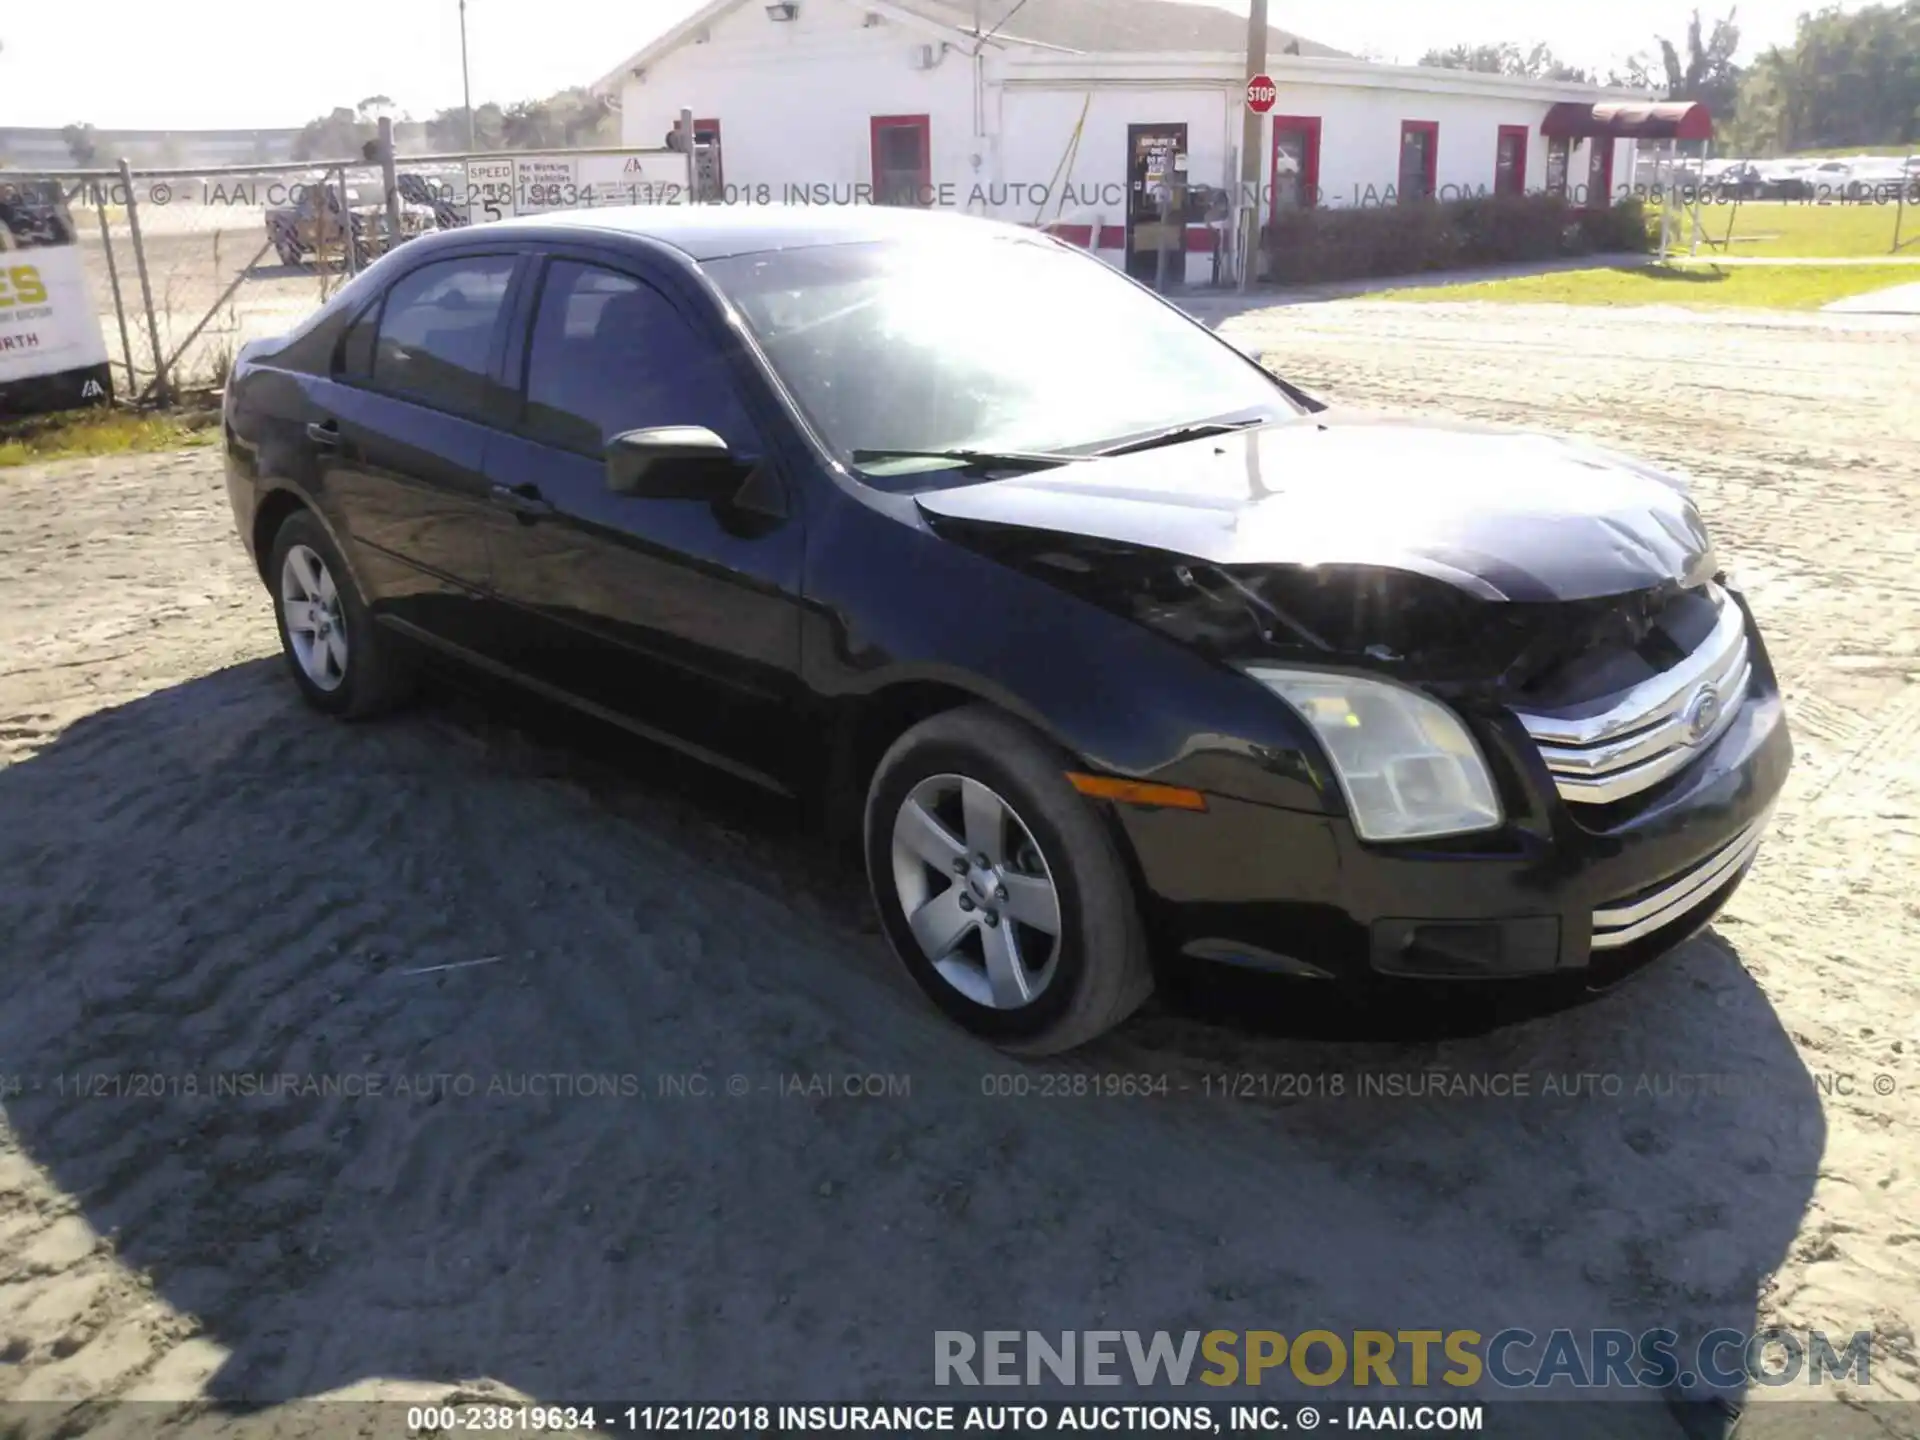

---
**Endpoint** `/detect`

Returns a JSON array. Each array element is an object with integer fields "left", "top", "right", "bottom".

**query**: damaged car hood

[{"left": 913, "top": 411, "right": 1717, "bottom": 602}]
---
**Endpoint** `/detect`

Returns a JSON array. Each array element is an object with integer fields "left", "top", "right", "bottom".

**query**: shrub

[
  {"left": 1259, "top": 192, "right": 1653, "bottom": 285},
  {"left": 1577, "top": 196, "right": 1656, "bottom": 254}
]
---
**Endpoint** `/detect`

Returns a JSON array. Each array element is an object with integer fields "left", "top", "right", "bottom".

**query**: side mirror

[{"left": 605, "top": 425, "right": 742, "bottom": 500}]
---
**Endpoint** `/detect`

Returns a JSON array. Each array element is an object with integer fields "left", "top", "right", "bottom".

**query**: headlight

[{"left": 1245, "top": 668, "right": 1503, "bottom": 842}]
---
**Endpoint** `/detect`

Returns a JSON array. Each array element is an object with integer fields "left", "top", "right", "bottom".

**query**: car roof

[{"left": 474, "top": 203, "right": 1045, "bottom": 261}]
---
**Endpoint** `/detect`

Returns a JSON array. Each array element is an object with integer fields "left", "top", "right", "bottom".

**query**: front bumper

[{"left": 1113, "top": 612, "right": 1793, "bottom": 986}]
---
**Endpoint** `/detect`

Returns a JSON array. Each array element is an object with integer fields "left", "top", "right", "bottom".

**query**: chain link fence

[{"left": 1, "top": 116, "right": 701, "bottom": 409}]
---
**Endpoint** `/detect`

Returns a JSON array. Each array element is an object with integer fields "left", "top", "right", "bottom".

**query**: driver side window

[{"left": 520, "top": 260, "right": 758, "bottom": 458}]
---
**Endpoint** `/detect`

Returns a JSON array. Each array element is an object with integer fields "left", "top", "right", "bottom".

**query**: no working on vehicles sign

[{"left": 464, "top": 152, "right": 693, "bottom": 225}]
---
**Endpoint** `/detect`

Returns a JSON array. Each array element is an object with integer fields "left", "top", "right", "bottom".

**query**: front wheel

[{"left": 864, "top": 706, "right": 1152, "bottom": 1055}]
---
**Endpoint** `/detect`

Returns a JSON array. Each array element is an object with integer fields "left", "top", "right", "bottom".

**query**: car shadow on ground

[{"left": 0, "top": 661, "right": 1819, "bottom": 1435}]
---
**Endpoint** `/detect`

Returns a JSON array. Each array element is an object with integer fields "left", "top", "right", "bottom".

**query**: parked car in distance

[
  {"left": 1843, "top": 160, "right": 1916, "bottom": 201},
  {"left": 220, "top": 206, "right": 1793, "bottom": 1053},
  {"left": 265, "top": 181, "right": 436, "bottom": 269}
]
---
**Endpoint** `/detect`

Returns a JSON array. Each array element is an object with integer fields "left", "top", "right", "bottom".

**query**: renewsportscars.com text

[{"left": 935, "top": 1328, "right": 1873, "bottom": 1390}]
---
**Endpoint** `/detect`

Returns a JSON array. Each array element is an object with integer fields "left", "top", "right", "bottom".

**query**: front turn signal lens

[{"left": 1066, "top": 773, "right": 1209, "bottom": 811}]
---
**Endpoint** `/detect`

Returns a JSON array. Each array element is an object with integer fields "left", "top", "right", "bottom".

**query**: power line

[{"left": 974, "top": 0, "right": 1033, "bottom": 49}]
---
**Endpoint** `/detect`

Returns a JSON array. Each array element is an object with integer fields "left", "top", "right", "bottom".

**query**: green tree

[
  {"left": 1418, "top": 41, "right": 1594, "bottom": 81},
  {"left": 426, "top": 87, "right": 613, "bottom": 152},
  {"left": 1656, "top": 8, "right": 1744, "bottom": 128},
  {"left": 61, "top": 122, "right": 98, "bottom": 167},
  {"left": 1606, "top": 52, "right": 1661, "bottom": 89},
  {"left": 1726, "top": 2, "right": 1920, "bottom": 154},
  {"left": 426, "top": 102, "right": 505, "bottom": 151},
  {"left": 291, "top": 106, "right": 375, "bottom": 162}
]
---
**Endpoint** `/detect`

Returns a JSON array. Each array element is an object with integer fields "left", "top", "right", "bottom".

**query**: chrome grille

[
  {"left": 1515, "top": 585, "right": 1752, "bottom": 806},
  {"left": 1591, "top": 811, "right": 1770, "bottom": 950}
]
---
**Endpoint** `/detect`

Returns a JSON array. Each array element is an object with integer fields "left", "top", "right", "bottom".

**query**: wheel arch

[
  {"left": 829, "top": 674, "right": 1153, "bottom": 909},
  {"left": 251, "top": 486, "right": 310, "bottom": 580},
  {"left": 251, "top": 485, "right": 369, "bottom": 606}
]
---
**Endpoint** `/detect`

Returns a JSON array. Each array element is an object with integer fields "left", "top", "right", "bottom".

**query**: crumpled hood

[{"left": 913, "top": 410, "right": 1718, "bottom": 602}]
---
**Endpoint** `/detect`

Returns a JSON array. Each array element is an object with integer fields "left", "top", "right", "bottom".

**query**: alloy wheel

[
  {"left": 280, "top": 543, "right": 348, "bottom": 692},
  {"left": 889, "top": 773, "right": 1063, "bottom": 1009}
]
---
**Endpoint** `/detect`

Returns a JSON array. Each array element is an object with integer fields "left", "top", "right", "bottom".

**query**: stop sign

[{"left": 1246, "top": 73, "right": 1277, "bottom": 113}]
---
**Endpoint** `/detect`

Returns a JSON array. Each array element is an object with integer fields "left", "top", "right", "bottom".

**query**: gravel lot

[{"left": 0, "top": 298, "right": 1916, "bottom": 1436}]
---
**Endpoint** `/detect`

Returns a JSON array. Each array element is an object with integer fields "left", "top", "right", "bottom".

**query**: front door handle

[
  {"left": 306, "top": 419, "right": 340, "bottom": 448},
  {"left": 490, "top": 482, "right": 555, "bottom": 520}
]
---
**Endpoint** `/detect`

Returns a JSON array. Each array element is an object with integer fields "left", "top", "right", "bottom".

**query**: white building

[{"left": 594, "top": 0, "right": 1655, "bottom": 286}]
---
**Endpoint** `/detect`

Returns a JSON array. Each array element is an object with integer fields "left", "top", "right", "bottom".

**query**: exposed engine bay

[{"left": 928, "top": 519, "right": 1727, "bottom": 710}]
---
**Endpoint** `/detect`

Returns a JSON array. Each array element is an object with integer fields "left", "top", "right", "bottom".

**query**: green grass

[
  {"left": 0, "top": 407, "right": 217, "bottom": 468},
  {"left": 1371, "top": 262, "right": 1920, "bottom": 311},
  {"left": 1663, "top": 199, "right": 1920, "bottom": 258}
]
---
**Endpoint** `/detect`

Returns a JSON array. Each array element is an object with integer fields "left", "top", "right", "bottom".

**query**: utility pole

[
  {"left": 1237, "top": 0, "right": 1268, "bottom": 291},
  {"left": 460, "top": 0, "right": 476, "bottom": 150}
]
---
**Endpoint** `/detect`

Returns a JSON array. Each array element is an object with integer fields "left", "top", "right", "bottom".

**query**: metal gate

[{"left": 0, "top": 108, "right": 704, "bottom": 406}]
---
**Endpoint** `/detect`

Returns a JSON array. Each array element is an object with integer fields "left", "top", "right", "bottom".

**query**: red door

[
  {"left": 1269, "top": 116, "right": 1322, "bottom": 214},
  {"left": 870, "top": 115, "right": 931, "bottom": 206},
  {"left": 1495, "top": 125, "right": 1528, "bottom": 196},
  {"left": 694, "top": 117, "right": 723, "bottom": 194},
  {"left": 1399, "top": 121, "right": 1438, "bottom": 202}
]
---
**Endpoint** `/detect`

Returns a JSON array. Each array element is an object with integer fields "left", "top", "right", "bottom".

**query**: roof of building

[
  {"left": 880, "top": 0, "right": 1346, "bottom": 58},
  {"left": 594, "top": 0, "right": 1343, "bottom": 93},
  {"left": 478, "top": 201, "right": 1046, "bottom": 260}
]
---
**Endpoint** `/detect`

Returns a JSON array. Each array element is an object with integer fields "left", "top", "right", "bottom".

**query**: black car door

[
  {"left": 479, "top": 252, "right": 808, "bottom": 792},
  {"left": 316, "top": 250, "right": 520, "bottom": 651}
]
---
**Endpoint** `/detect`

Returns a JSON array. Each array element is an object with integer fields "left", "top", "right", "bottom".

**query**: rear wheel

[
  {"left": 266, "top": 510, "right": 413, "bottom": 719},
  {"left": 864, "top": 706, "right": 1152, "bottom": 1054}
]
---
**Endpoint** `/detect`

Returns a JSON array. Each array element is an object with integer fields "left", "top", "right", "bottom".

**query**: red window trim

[
  {"left": 1495, "top": 123, "right": 1528, "bottom": 196},
  {"left": 694, "top": 116, "right": 723, "bottom": 191},
  {"left": 869, "top": 113, "right": 931, "bottom": 205},
  {"left": 1268, "top": 114, "right": 1322, "bottom": 217},
  {"left": 1399, "top": 119, "right": 1439, "bottom": 201}
]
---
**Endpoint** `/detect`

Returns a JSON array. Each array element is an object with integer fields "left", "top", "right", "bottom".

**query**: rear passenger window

[
  {"left": 371, "top": 255, "right": 516, "bottom": 417},
  {"left": 521, "top": 260, "right": 756, "bottom": 457}
]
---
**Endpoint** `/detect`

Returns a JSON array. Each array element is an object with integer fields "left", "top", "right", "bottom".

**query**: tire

[
  {"left": 265, "top": 509, "right": 413, "bottom": 720},
  {"left": 864, "top": 705, "right": 1152, "bottom": 1055}
]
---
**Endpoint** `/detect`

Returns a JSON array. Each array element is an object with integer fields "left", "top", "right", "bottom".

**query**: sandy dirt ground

[{"left": 0, "top": 298, "right": 1916, "bottom": 1438}]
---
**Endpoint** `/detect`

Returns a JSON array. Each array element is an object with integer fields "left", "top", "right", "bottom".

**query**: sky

[{"left": 1, "top": 0, "right": 1854, "bottom": 131}]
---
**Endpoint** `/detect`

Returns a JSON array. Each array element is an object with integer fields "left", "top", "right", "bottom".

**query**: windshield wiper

[
  {"left": 1091, "top": 418, "right": 1266, "bottom": 458},
  {"left": 850, "top": 447, "right": 1080, "bottom": 473}
]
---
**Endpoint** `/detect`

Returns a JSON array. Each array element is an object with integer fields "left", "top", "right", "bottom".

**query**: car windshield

[{"left": 702, "top": 237, "right": 1302, "bottom": 483}]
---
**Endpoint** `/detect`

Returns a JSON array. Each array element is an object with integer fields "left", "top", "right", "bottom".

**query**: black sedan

[{"left": 221, "top": 204, "right": 1791, "bottom": 1054}]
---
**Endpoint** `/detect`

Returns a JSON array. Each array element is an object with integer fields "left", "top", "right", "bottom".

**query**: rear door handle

[
  {"left": 490, "top": 483, "right": 555, "bottom": 519},
  {"left": 305, "top": 420, "right": 340, "bottom": 448}
]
